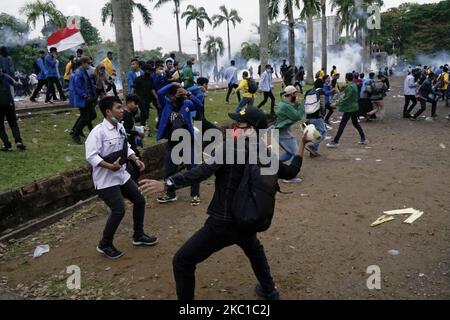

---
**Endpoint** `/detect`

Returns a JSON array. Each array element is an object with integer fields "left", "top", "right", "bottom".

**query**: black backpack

[
  {"left": 247, "top": 78, "right": 258, "bottom": 94},
  {"left": 231, "top": 163, "right": 279, "bottom": 233}
]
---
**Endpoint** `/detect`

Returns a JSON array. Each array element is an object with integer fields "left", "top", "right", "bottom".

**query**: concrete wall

[{"left": 0, "top": 142, "right": 167, "bottom": 234}]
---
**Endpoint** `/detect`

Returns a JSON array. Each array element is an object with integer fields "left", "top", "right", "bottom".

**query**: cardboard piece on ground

[
  {"left": 371, "top": 215, "right": 395, "bottom": 227},
  {"left": 404, "top": 211, "right": 424, "bottom": 224},
  {"left": 384, "top": 208, "right": 417, "bottom": 215}
]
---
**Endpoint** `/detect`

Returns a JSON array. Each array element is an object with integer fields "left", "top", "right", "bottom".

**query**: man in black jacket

[{"left": 140, "top": 107, "right": 309, "bottom": 300}]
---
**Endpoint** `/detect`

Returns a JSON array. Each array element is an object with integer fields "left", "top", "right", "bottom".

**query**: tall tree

[
  {"left": 20, "top": 0, "right": 65, "bottom": 36},
  {"left": 78, "top": 16, "right": 102, "bottom": 45},
  {"left": 109, "top": 0, "right": 135, "bottom": 94},
  {"left": 212, "top": 6, "right": 243, "bottom": 61},
  {"left": 204, "top": 36, "right": 224, "bottom": 70},
  {"left": 320, "top": 0, "right": 327, "bottom": 72},
  {"left": 268, "top": 0, "right": 301, "bottom": 68},
  {"left": 259, "top": 0, "right": 270, "bottom": 67},
  {"left": 101, "top": 0, "right": 152, "bottom": 27},
  {"left": 301, "top": 0, "right": 321, "bottom": 84},
  {"left": 181, "top": 5, "right": 212, "bottom": 76},
  {"left": 151, "top": 0, "right": 184, "bottom": 53}
]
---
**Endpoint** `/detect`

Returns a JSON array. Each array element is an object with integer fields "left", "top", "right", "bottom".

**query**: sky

[{"left": 1, "top": 0, "right": 442, "bottom": 55}]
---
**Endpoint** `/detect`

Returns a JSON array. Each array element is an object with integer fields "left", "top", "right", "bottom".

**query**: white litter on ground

[
  {"left": 440, "top": 143, "right": 446, "bottom": 149},
  {"left": 33, "top": 245, "right": 50, "bottom": 258},
  {"left": 388, "top": 249, "right": 400, "bottom": 256}
]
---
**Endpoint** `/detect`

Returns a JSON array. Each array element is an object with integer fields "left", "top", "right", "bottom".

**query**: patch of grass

[{"left": 0, "top": 83, "right": 311, "bottom": 192}]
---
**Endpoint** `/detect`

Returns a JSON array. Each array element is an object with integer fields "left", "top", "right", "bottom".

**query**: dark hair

[
  {"left": 68, "top": 55, "right": 75, "bottom": 61},
  {"left": 38, "top": 50, "right": 45, "bottom": 55},
  {"left": 107, "top": 51, "right": 113, "bottom": 55},
  {"left": 130, "top": 58, "right": 139, "bottom": 64},
  {"left": 354, "top": 73, "right": 359, "bottom": 80},
  {"left": 126, "top": 94, "right": 140, "bottom": 105},
  {"left": 143, "top": 63, "right": 152, "bottom": 72},
  {"left": 444, "top": 67, "right": 449, "bottom": 72},
  {"left": 231, "top": 60, "right": 235, "bottom": 66},
  {"left": 49, "top": 47, "right": 57, "bottom": 53},
  {"left": 369, "top": 72, "right": 375, "bottom": 79},
  {"left": 345, "top": 73, "right": 354, "bottom": 82},
  {"left": 332, "top": 65, "right": 336, "bottom": 69},
  {"left": 360, "top": 73, "right": 365, "bottom": 79},
  {"left": 323, "top": 74, "right": 330, "bottom": 81},
  {"left": 79, "top": 56, "right": 90, "bottom": 65},
  {"left": 242, "top": 71, "right": 249, "bottom": 78},
  {"left": 167, "top": 85, "right": 179, "bottom": 96},
  {"left": 76, "top": 48, "right": 83, "bottom": 54},
  {"left": 265, "top": 64, "right": 271, "bottom": 69},
  {"left": 197, "top": 77, "right": 209, "bottom": 86},
  {"left": 99, "top": 96, "right": 122, "bottom": 117}
]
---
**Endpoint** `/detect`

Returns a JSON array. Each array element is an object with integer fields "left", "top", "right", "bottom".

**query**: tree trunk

[
  {"left": 306, "top": 15, "right": 314, "bottom": 84},
  {"left": 43, "top": 14, "right": 47, "bottom": 30},
  {"left": 175, "top": 4, "right": 182, "bottom": 53},
  {"left": 287, "top": 5, "right": 295, "bottom": 73},
  {"left": 259, "top": 0, "right": 269, "bottom": 67},
  {"left": 227, "top": 21, "right": 231, "bottom": 61},
  {"left": 321, "top": 1, "right": 327, "bottom": 72},
  {"left": 112, "top": 0, "right": 134, "bottom": 95},
  {"left": 215, "top": 50, "right": 218, "bottom": 70},
  {"left": 196, "top": 23, "right": 202, "bottom": 76}
]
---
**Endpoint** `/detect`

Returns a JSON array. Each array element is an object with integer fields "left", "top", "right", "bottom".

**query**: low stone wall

[{"left": 0, "top": 142, "right": 167, "bottom": 234}]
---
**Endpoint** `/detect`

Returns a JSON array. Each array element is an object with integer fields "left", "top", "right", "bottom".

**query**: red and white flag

[{"left": 47, "top": 21, "right": 85, "bottom": 52}]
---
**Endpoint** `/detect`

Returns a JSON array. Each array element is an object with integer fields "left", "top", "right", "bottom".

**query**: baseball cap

[
  {"left": 282, "top": 85, "right": 297, "bottom": 96},
  {"left": 228, "top": 106, "right": 268, "bottom": 130}
]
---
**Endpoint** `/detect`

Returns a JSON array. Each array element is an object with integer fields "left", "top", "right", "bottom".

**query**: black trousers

[
  {"left": 139, "top": 99, "right": 151, "bottom": 126},
  {"left": 333, "top": 111, "right": 366, "bottom": 144},
  {"left": 325, "top": 102, "right": 335, "bottom": 123},
  {"left": 106, "top": 82, "right": 118, "bottom": 97},
  {"left": 45, "top": 77, "right": 66, "bottom": 102},
  {"left": 97, "top": 178, "right": 146, "bottom": 245},
  {"left": 30, "top": 79, "right": 47, "bottom": 100},
  {"left": 73, "top": 101, "right": 97, "bottom": 136},
  {"left": 413, "top": 98, "right": 437, "bottom": 119},
  {"left": 226, "top": 83, "right": 240, "bottom": 103},
  {"left": 0, "top": 104, "right": 23, "bottom": 147},
  {"left": 257, "top": 91, "right": 276, "bottom": 114},
  {"left": 403, "top": 95, "right": 417, "bottom": 116},
  {"left": 173, "top": 217, "right": 275, "bottom": 300}
]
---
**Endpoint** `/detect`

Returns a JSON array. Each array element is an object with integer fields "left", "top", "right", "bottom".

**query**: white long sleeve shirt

[
  {"left": 258, "top": 71, "right": 273, "bottom": 92},
  {"left": 85, "top": 119, "right": 135, "bottom": 190},
  {"left": 224, "top": 66, "right": 239, "bottom": 85},
  {"left": 404, "top": 74, "right": 418, "bottom": 96}
]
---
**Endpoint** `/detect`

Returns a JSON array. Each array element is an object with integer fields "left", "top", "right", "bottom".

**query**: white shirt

[
  {"left": 85, "top": 119, "right": 135, "bottom": 190},
  {"left": 404, "top": 74, "right": 418, "bottom": 96},
  {"left": 258, "top": 70, "right": 273, "bottom": 92},
  {"left": 224, "top": 66, "right": 238, "bottom": 85}
]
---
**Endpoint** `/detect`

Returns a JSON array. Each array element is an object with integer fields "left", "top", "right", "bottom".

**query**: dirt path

[{"left": 1, "top": 76, "right": 449, "bottom": 300}]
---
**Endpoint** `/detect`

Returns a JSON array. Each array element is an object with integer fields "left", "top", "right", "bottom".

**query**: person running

[
  {"left": 273, "top": 85, "right": 305, "bottom": 183},
  {"left": 63, "top": 55, "right": 74, "bottom": 88},
  {"left": 325, "top": 78, "right": 340, "bottom": 124},
  {"left": 366, "top": 74, "right": 387, "bottom": 121},
  {"left": 295, "top": 66, "right": 305, "bottom": 94},
  {"left": 225, "top": 60, "right": 240, "bottom": 104},
  {"left": 45, "top": 47, "right": 66, "bottom": 103},
  {"left": 436, "top": 66, "right": 449, "bottom": 107},
  {"left": 234, "top": 71, "right": 255, "bottom": 112},
  {"left": 403, "top": 68, "right": 419, "bottom": 118},
  {"left": 410, "top": 73, "right": 437, "bottom": 121},
  {"left": 327, "top": 73, "right": 367, "bottom": 148},
  {"left": 0, "top": 68, "right": 26, "bottom": 151},
  {"left": 85, "top": 96, "right": 157, "bottom": 259},
  {"left": 30, "top": 50, "right": 47, "bottom": 103},
  {"left": 156, "top": 82, "right": 203, "bottom": 206},
  {"left": 139, "top": 106, "right": 309, "bottom": 300},
  {"left": 257, "top": 64, "right": 276, "bottom": 115}
]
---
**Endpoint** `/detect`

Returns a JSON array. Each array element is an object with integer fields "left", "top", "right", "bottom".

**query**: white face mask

[{"left": 110, "top": 116, "right": 120, "bottom": 126}]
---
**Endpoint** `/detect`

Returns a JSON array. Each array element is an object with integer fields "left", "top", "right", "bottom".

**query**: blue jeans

[
  {"left": 235, "top": 97, "right": 254, "bottom": 112},
  {"left": 306, "top": 117, "right": 327, "bottom": 153},
  {"left": 279, "top": 134, "right": 298, "bottom": 162},
  {"left": 164, "top": 146, "right": 200, "bottom": 198}
]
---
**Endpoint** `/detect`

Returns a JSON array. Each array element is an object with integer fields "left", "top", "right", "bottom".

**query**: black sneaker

[
  {"left": 0, "top": 145, "right": 13, "bottom": 152},
  {"left": 157, "top": 194, "right": 178, "bottom": 204},
  {"left": 133, "top": 234, "right": 159, "bottom": 246},
  {"left": 254, "top": 284, "right": 280, "bottom": 300},
  {"left": 71, "top": 134, "right": 82, "bottom": 145},
  {"left": 16, "top": 142, "right": 26, "bottom": 150},
  {"left": 96, "top": 243, "right": 124, "bottom": 260}
]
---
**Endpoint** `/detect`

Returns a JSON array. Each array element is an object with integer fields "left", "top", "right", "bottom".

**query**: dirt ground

[{"left": 1, "top": 76, "right": 449, "bottom": 300}]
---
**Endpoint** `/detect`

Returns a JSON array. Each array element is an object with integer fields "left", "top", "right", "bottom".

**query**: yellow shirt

[
  {"left": 440, "top": 72, "right": 449, "bottom": 90},
  {"left": 331, "top": 69, "right": 337, "bottom": 77},
  {"left": 319, "top": 70, "right": 325, "bottom": 78},
  {"left": 102, "top": 57, "right": 116, "bottom": 77},
  {"left": 64, "top": 61, "right": 72, "bottom": 81},
  {"left": 235, "top": 79, "right": 254, "bottom": 99}
]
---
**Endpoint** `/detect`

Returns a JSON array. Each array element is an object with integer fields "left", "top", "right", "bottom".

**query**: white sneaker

[
  {"left": 358, "top": 140, "right": 368, "bottom": 145},
  {"left": 326, "top": 142, "right": 339, "bottom": 148},
  {"left": 283, "top": 178, "right": 303, "bottom": 184}
]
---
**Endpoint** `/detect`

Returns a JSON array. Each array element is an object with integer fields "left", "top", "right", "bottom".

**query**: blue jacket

[
  {"left": 72, "top": 68, "right": 96, "bottom": 108},
  {"left": 323, "top": 82, "right": 334, "bottom": 104},
  {"left": 127, "top": 69, "right": 143, "bottom": 94},
  {"left": 0, "top": 74, "right": 14, "bottom": 106},
  {"left": 36, "top": 58, "right": 47, "bottom": 81},
  {"left": 45, "top": 54, "right": 59, "bottom": 78},
  {"left": 156, "top": 83, "right": 203, "bottom": 141},
  {"left": 151, "top": 71, "right": 167, "bottom": 92},
  {"left": 187, "top": 84, "right": 206, "bottom": 119},
  {"left": 0, "top": 56, "right": 15, "bottom": 77}
]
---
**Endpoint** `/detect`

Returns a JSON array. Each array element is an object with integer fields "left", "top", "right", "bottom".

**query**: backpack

[
  {"left": 247, "top": 78, "right": 258, "bottom": 94},
  {"left": 231, "top": 163, "right": 279, "bottom": 233},
  {"left": 304, "top": 88, "right": 321, "bottom": 114},
  {"left": 371, "top": 81, "right": 386, "bottom": 95}
]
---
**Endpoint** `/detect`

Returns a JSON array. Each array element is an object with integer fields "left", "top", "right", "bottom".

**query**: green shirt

[
  {"left": 337, "top": 83, "right": 359, "bottom": 113},
  {"left": 274, "top": 100, "right": 306, "bottom": 129},
  {"left": 180, "top": 65, "right": 195, "bottom": 88}
]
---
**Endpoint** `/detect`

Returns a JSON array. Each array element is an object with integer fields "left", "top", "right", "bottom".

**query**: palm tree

[
  {"left": 151, "top": 0, "right": 184, "bottom": 53},
  {"left": 259, "top": 0, "right": 270, "bottom": 67},
  {"left": 268, "top": 0, "right": 301, "bottom": 69},
  {"left": 330, "top": 0, "right": 356, "bottom": 38},
  {"left": 204, "top": 36, "right": 224, "bottom": 70},
  {"left": 301, "top": 0, "right": 321, "bottom": 84},
  {"left": 101, "top": 0, "right": 152, "bottom": 27},
  {"left": 181, "top": 5, "right": 212, "bottom": 76},
  {"left": 20, "top": 0, "right": 65, "bottom": 36},
  {"left": 212, "top": 6, "right": 243, "bottom": 61}
]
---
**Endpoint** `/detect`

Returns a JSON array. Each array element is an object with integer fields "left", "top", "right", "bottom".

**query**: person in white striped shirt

[{"left": 257, "top": 64, "right": 276, "bottom": 115}]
